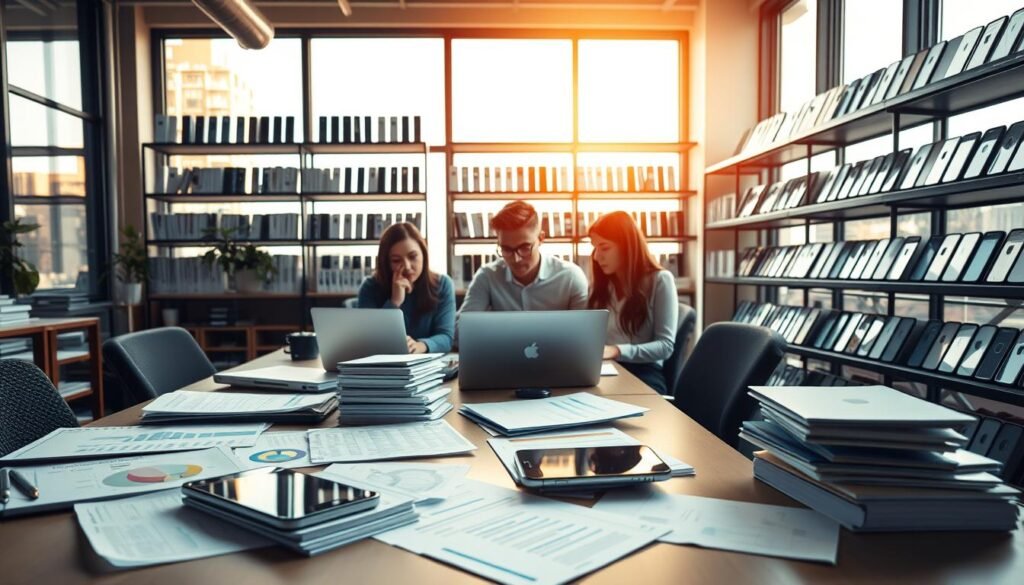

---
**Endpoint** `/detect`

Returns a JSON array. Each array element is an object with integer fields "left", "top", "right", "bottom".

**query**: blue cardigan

[{"left": 357, "top": 273, "right": 455, "bottom": 353}]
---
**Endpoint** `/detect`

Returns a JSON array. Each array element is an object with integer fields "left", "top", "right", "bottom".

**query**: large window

[
  {"left": 779, "top": 0, "right": 817, "bottom": 113},
  {"left": 2, "top": 0, "right": 106, "bottom": 293},
  {"left": 843, "top": 0, "right": 903, "bottom": 83}
]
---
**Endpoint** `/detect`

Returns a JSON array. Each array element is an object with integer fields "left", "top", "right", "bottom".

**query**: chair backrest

[
  {"left": 672, "top": 322, "right": 786, "bottom": 447},
  {"left": 103, "top": 327, "right": 216, "bottom": 404},
  {"left": 0, "top": 359, "right": 78, "bottom": 456},
  {"left": 663, "top": 303, "right": 697, "bottom": 397}
]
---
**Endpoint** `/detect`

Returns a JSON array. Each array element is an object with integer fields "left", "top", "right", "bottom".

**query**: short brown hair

[{"left": 490, "top": 200, "right": 539, "bottom": 231}]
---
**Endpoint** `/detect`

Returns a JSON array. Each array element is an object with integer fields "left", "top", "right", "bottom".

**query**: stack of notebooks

[
  {"left": 0, "top": 295, "right": 32, "bottom": 325},
  {"left": 28, "top": 291, "right": 89, "bottom": 316},
  {"left": 460, "top": 392, "right": 648, "bottom": 437},
  {"left": 140, "top": 390, "right": 339, "bottom": 424},
  {"left": 741, "top": 385, "right": 1020, "bottom": 532},
  {"left": 182, "top": 468, "right": 417, "bottom": 556},
  {"left": 336, "top": 354, "right": 451, "bottom": 425}
]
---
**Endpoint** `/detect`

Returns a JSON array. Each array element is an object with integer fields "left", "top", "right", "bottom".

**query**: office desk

[{"left": 1, "top": 352, "right": 1022, "bottom": 584}]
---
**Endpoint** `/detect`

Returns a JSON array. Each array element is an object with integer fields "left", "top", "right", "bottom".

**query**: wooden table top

[
  {"left": 0, "top": 316, "right": 99, "bottom": 337},
  {"left": 1, "top": 350, "right": 1022, "bottom": 584}
]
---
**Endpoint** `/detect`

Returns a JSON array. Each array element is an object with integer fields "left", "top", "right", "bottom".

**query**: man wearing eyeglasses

[{"left": 458, "top": 201, "right": 588, "bottom": 314}]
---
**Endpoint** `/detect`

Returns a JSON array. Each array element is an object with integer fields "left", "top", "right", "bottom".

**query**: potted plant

[
  {"left": 201, "top": 226, "right": 276, "bottom": 293},
  {"left": 112, "top": 225, "right": 148, "bottom": 305},
  {"left": 0, "top": 219, "right": 41, "bottom": 297}
]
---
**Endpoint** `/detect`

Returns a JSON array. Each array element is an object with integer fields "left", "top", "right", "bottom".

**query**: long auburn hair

[
  {"left": 374, "top": 222, "right": 438, "bottom": 317},
  {"left": 587, "top": 211, "right": 662, "bottom": 337}
]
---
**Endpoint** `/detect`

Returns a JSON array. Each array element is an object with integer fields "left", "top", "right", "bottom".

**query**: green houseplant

[
  {"left": 201, "top": 226, "right": 276, "bottom": 293},
  {"left": 0, "top": 219, "right": 41, "bottom": 296},
  {"left": 112, "top": 225, "right": 148, "bottom": 304}
]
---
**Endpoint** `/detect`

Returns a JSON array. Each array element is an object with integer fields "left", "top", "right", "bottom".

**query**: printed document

[
  {"left": 0, "top": 447, "right": 243, "bottom": 517},
  {"left": 320, "top": 462, "right": 470, "bottom": 503},
  {"left": 76, "top": 491, "right": 269, "bottom": 568},
  {"left": 2, "top": 424, "right": 268, "bottom": 462},
  {"left": 460, "top": 392, "right": 647, "bottom": 436},
  {"left": 143, "top": 391, "right": 335, "bottom": 415},
  {"left": 307, "top": 420, "right": 476, "bottom": 463},
  {"left": 377, "top": 479, "right": 668, "bottom": 585},
  {"left": 234, "top": 431, "right": 314, "bottom": 469},
  {"left": 593, "top": 488, "right": 840, "bottom": 564}
]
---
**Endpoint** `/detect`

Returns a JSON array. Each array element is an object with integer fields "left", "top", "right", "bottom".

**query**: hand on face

[{"left": 391, "top": 269, "right": 414, "bottom": 306}]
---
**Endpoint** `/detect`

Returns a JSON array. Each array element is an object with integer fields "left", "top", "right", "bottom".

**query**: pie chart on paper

[
  {"left": 249, "top": 449, "right": 306, "bottom": 463},
  {"left": 103, "top": 464, "right": 204, "bottom": 487}
]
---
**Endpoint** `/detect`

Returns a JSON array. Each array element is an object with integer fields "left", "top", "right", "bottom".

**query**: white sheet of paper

[
  {"left": 0, "top": 447, "right": 243, "bottom": 517},
  {"left": 143, "top": 391, "right": 335, "bottom": 415},
  {"left": 75, "top": 491, "right": 269, "bottom": 568},
  {"left": 601, "top": 362, "right": 619, "bottom": 376},
  {"left": 487, "top": 427, "right": 694, "bottom": 486},
  {"left": 377, "top": 479, "right": 668, "bottom": 585},
  {"left": 320, "top": 462, "right": 469, "bottom": 503},
  {"left": 461, "top": 392, "right": 647, "bottom": 435},
  {"left": 2, "top": 424, "right": 268, "bottom": 462},
  {"left": 593, "top": 488, "right": 839, "bottom": 564},
  {"left": 307, "top": 420, "right": 476, "bottom": 463},
  {"left": 234, "top": 431, "right": 314, "bottom": 469}
]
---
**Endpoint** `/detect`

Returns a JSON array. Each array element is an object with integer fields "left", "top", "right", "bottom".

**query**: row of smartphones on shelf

[
  {"left": 734, "top": 301, "right": 1024, "bottom": 389},
  {"left": 737, "top": 7, "right": 1024, "bottom": 155},
  {"left": 734, "top": 118, "right": 1024, "bottom": 219},
  {"left": 737, "top": 229, "right": 1024, "bottom": 284}
]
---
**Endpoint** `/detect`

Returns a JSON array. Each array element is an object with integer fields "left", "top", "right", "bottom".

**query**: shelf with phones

[
  {"left": 142, "top": 113, "right": 429, "bottom": 331},
  {"left": 707, "top": 10, "right": 1024, "bottom": 174},
  {"left": 707, "top": 230, "right": 1024, "bottom": 299},
  {"left": 732, "top": 301, "right": 1024, "bottom": 407}
]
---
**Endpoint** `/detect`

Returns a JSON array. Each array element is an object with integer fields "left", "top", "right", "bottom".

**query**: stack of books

[
  {"left": 742, "top": 385, "right": 1020, "bottom": 532},
  {"left": 0, "top": 295, "right": 32, "bottom": 325},
  {"left": 0, "top": 337, "right": 30, "bottom": 357},
  {"left": 28, "top": 291, "right": 89, "bottom": 316},
  {"left": 336, "top": 354, "right": 451, "bottom": 425}
]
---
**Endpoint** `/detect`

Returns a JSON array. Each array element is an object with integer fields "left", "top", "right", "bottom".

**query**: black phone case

[
  {"left": 882, "top": 318, "right": 920, "bottom": 363},
  {"left": 963, "top": 126, "right": 1006, "bottom": 179},
  {"left": 994, "top": 330, "right": 1024, "bottom": 385},
  {"left": 905, "top": 320, "right": 944, "bottom": 368},
  {"left": 974, "top": 327, "right": 1019, "bottom": 381},
  {"left": 956, "top": 324, "right": 999, "bottom": 377},
  {"left": 942, "top": 232, "right": 980, "bottom": 282},
  {"left": 921, "top": 322, "right": 962, "bottom": 371},
  {"left": 961, "top": 231, "right": 1005, "bottom": 282},
  {"left": 968, "top": 418, "right": 1002, "bottom": 454},
  {"left": 907, "top": 236, "right": 944, "bottom": 281},
  {"left": 938, "top": 323, "right": 979, "bottom": 374}
]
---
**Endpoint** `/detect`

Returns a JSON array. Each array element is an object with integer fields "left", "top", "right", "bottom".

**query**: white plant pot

[
  {"left": 120, "top": 282, "right": 143, "bottom": 305},
  {"left": 234, "top": 269, "right": 264, "bottom": 294}
]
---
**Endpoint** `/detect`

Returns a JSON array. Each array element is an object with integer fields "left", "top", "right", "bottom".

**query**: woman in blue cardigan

[{"left": 358, "top": 222, "right": 455, "bottom": 353}]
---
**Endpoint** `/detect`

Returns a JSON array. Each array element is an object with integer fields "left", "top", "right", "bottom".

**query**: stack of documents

[
  {"left": 336, "top": 354, "right": 452, "bottom": 425},
  {"left": 460, "top": 392, "right": 648, "bottom": 436},
  {"left": 183, "top": 473, "right": 418, "bottom": 556},
  {"left": 742, "top": 385, "right": 1020, "bottom": 531},
  {"left": 141, "top": 390, "right": 338, "bottom": 424}
]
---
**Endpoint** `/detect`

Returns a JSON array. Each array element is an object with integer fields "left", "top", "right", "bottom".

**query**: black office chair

[
  {"left": 672, "top": 322, "right": 786, "bottom": 448},
  {"left": 0, "top": 360, "right": 79, "bottom": 457},
  {"left": 663, "top": 303, "right": 697, "bottom": 397},
  {"left": 103, "top": 327, "right": 216, "bottom": 406}
]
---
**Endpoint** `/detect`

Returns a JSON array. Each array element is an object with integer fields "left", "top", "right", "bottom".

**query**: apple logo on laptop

[{"left": 524, "top": 342, "right": 540, "bottom": 359}]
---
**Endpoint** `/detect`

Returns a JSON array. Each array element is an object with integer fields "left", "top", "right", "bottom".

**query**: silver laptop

[
  {"left": 311, "top": 308, "right": 408, "bottom": 369},
  {"left": 213, "top": 365, "right": 338, "bottom": 393},
  {"left": 458, "top": 310, "right": 608, "bottom": 390}
]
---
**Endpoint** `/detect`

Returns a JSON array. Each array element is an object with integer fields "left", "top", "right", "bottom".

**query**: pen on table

[
  {"left": 8, "top": 469, "right": 39, "bottom": 500},
  {"left": 0, "top": 469, "right": 9, "bottom": 504}
]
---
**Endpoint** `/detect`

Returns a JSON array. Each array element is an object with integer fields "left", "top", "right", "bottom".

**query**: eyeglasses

[{"left": 496, "top": 242, "right": 537, "bottom": 260}]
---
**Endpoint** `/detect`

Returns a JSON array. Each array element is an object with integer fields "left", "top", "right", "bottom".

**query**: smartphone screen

[
  {"left": 942, "top": 232, "right": 981, "bottom": 282},
  {"left": 995, "top": 331, "right": 1024, "bottom": 385},
  {"left": 517, "top": 446, "right": 670, "bottom": 481},
  {"left": 962, "top": 231, "right": 1004, "bottom": 282},
  {"left": 986, "top": 229, "right": 1024, "bottom": 282},
  {"left": 975, "top": 328, "right": 1019, "bottom": 381},
  {"left": 957, "top": 325, "right": 998, "bottom": 377},
  {"left": 924, "top": 234, "right": 962, "bottom": 281},
  {"left": 938, "top": 324, "right": 979, "bottom": 373},
  {"left": 921, "top": 322, "right": 962, "bottom": 370}
]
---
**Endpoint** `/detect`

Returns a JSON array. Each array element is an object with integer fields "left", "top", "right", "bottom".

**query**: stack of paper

[
  {"left": 140, "top": 390, "right": 338, "bottom": 424},
  {"left": 460, "top": 392, "right": 648, "bottom": 436},
  {"left": 336, "top": 354, "right": 452, "bottom": 425},
  {"left": 307, "top": 420, "right": 476, "bottom": 463},
  {"left": 488, "top": 427, "right": 693, "bottom": 494},
  {"left": 183, "top": 470, "right": 418, "bottom": 556},
  {"left": 742, "top": 385, "right": 1020, "bottom": 531}
]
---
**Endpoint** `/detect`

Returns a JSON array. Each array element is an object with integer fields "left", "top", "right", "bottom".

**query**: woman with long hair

[
  {"left": 358, "top": 222, "right": 455, "bottom": 353},
  {"left": 588, "top": 211, "right": 678, "bottom": 394}
]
